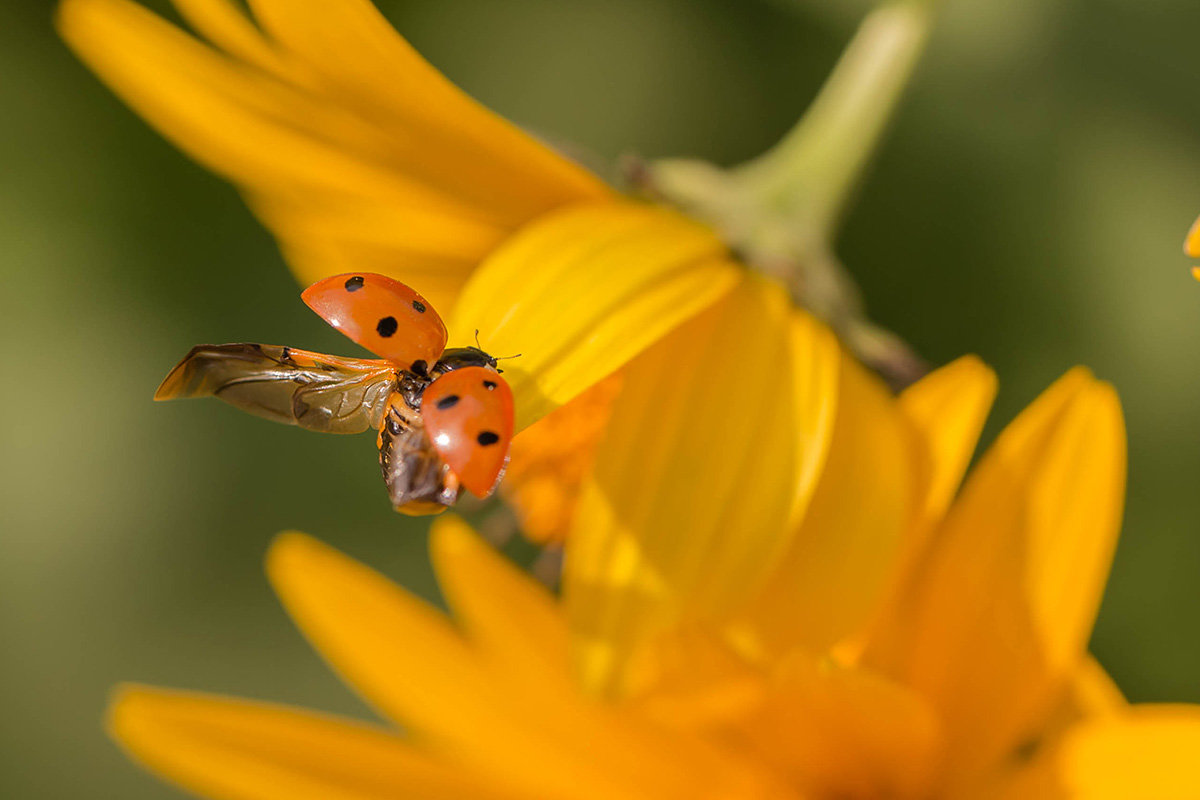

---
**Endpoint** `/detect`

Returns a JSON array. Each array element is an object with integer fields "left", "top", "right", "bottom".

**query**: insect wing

[
  {"left": 156, "top": 343, "right": 396, "bottom": 434},
  {"left": 301, "top": 273, "right": 447, "bottom": 372},
  {"left": 421, "top": 366, "right": 514, "bottom": 498}
]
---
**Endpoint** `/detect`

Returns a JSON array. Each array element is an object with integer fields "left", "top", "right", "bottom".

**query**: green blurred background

[{"left": 3, "top": 0, "right": 1199, "bottom": 796}]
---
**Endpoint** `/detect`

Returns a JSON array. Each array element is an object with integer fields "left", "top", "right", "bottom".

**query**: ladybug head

[{"left": 433, "top": 346, "right": 499, "bottom": 374}]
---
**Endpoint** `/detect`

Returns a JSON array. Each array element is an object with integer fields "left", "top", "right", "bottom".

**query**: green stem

[{"left": 735, "top": 0, "right": 936, "bottom": 243}]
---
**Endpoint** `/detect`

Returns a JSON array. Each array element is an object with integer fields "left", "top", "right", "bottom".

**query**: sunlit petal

[
  {"left": 244, "top": 0, "right": 609, "bottom": 212},
  {"left": 450, "top": 203, "right": 739, "bottom": 430},
  {"left": 58, "top": 0, "right": 609, "bottom": 310},
  {"left": 734, "top": 350, "right": 915, "bottom": 657},
  {"left": 565, "top": 277, "right": 839, "bottom": 695},
  {"left": 266, "top": 530, "right": 794, "bottom": 800},
  {"left": 107, "top": 684, "right": 517, "bottom": 800},
  {"left": 428, "top": 515, "right": 573, "bottom": 697},
  {"left": 864, "top": 368, "right": 1126, "bottom": 787},
  {"left": 899, "top": 354, "right": 997, "bottom": 540}
]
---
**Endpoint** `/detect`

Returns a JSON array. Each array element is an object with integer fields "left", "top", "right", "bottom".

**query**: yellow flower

[
  {"left": 108, "top": 361, "right": 1200, "bottom": 799},
  {"left": 58, "top": 0, "right": 868, "bottom": 636},
  {"left": 56, "top": 0, "right": 744, "bottom": 429},
  {"left": 56, "top": 0, "right": 821, "bottom": 538}
]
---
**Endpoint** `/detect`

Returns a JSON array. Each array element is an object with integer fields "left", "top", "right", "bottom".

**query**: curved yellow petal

[
  {"left": 864, "top": 368, "right": 1127, "bottom": 788},
  {"left": 108, "top": 684, "right": 517, "bottom": 800},
  {"left": 734, "top": 350, "right": 916, "bottom": 658},
  {"left": 899, "top": 354, "right": 997, "bottom": 539},
  {"left": 1067, "top": 656, "right": 1127, "bottom": 717},
  {"left": 266, "top": 531, "right": 792, "bottom": 800},
  {"left": 1003, "top": 706, "right": 1200, "bottom": 799},
  {"left": 450, "top": 203, "right": 739, "bottom": 431},
  {"left": 58, "top": 0, "right": 609, "bottom": 309},
  {"left": 844, "top": 355, "right": 997, "bottom": 660},
  {"left": 564, "top": 277, "right": 840, "bottom": 696},
  {"left": 428, "top": 515, "right": 573, "bottom": 697},
  {"left": 244, "top": 0, "right": 609, "bottom": 211}
]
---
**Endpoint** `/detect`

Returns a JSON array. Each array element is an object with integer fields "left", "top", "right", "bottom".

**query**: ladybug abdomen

[{"left": 376, "top": 390, "right": 460, "bottom": 514}]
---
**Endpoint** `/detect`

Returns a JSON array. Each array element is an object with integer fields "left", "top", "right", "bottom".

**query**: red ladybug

[{"left": 155, "top": 273, "right": 515, "bottom": 515}]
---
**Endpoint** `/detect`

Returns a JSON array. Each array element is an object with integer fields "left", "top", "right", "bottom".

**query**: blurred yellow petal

[
  {"left": 108, "top": 684, "right": 517, "bottom": 800},
  {"left": 58, "top": 0, "right": 609, "bottom": 309},
  {"left": 266, "top": 531, "right": 509, "bottom": 736},
  {"left": 254, "top": 195, "right": 507, "bottom": 310},
  {"left": 59, "top": 0, "right": 472, "bottom": 210},
  {"left": 1028, "top": 656, "right": 1128, "bottom": 767},
  {"left": 840, "top": 355, "right": 997, "bottom": 660},
  {"left": 735, "top": 350, "right": 915, "bottom": 657},
  {"left": 1186, "top": 214, "right": 1200, "bottom": 259},
  {"left": 735, "top": 655, "right": 943, "bottom": 800},
  {"left": 428, "top": 515, "right": 573, "bottom": 696},
  {"left": 501, "top": 374, "right": 624, "bottom": 544},
  {"left": 243, "top": 0, "right": 608, "bottom": 211},
  {"left": 450, "top": 203, "right": 739, "bottom": 430},
  {"left": 266, "top": 530, "right": 790, "bottom": 800},
  {"left": 170, "top": 0, "right": 290, "bottom": 77},
  {"left": 1003, "top": 706, "right": 1200, "bottom": 799},
  {"left": 864, "top": 368, "right": 1127, "bottom": 788},
  {"left": 899, "top": 354, "right": 998, "bottom": 539},
  {"left": 565, "top": 277, "right": 840, "bottom": 695}
]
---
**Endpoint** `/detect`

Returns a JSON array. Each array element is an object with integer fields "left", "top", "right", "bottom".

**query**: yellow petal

[
  {"left": 108, "top": 684, "right": 517, "bottom": 800},
  {"left": 839, "top": 355, "right": 997, "bottom": 661},
  {"left": 58, "top": 0, "right": 608, "bottom": 310},
  {"left": 266, "top": 531, "right": 793, "bottom": 800},
  {"left": 428, "top": 515, "right": 573, "bottom": 697},
  {"left": 864, "top": 368, "right": 1127, "bottom": 788},
  {"left": 254, "top": 195, "right": 507, "bottom": 311},
  {"left": 1002, "top": 706, "right": 1200, "bottom": 799},
  {"left": 734, "top": 655, "right": 943, "bottom": 800},
  {"left": 899, "top": 354, "right": 998, "bottom": 539},
  {"left": 734, "top": 349, "right": 916, "bottom": 658},
  {"left": 170, "top": 0, "right": 290, "bottom": 77},
  {"left": 501, "top": 374, "right": 624, "bottom": 544},
  {"left": 244, "top": 0, "right": 608, "bottom": 212},
  {"left": 1187, "top": 214, "right": 1200, "bottom": 259},
  {"left": 564, "top": 277, "right": 840, "bottom": 696},
  {"left": 450, "top": 203, "right": 739, "bottom": 431}
]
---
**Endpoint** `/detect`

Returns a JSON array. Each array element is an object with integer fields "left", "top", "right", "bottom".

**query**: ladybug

[{"left": 155, "top": 273, "right": 515, "bottom": 515}]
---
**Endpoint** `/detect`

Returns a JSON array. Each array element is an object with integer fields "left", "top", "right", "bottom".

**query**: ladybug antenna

[{"left": 475, "top": 328, "right": 521, "bottom": 360}]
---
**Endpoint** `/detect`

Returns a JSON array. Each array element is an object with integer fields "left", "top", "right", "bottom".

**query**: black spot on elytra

[
  {"left": 412, "top": 300, "right": 426, "bottom": 313},
  {"left": 436, "top": 394, "right": 460, "bottom": 410},
  {"left": 477, "top": 431, "right": 500, "bottom": 446},
  {"left": 376, "top": 316, "right": 398, "bottom": 337},
  {"left": 344, "top": 276, "right": 365, "bottom": 292},
  {"left": 483, "top": 380, "right": 497, "bottom": 391}
]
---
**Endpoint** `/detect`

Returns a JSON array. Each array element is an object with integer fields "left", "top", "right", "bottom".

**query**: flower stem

[
  {"left": 734, "top": 0, "right": 936, "bottom": 244},
  {"left": 644, "top": 0, "right": 939, "bottom": 387}
]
